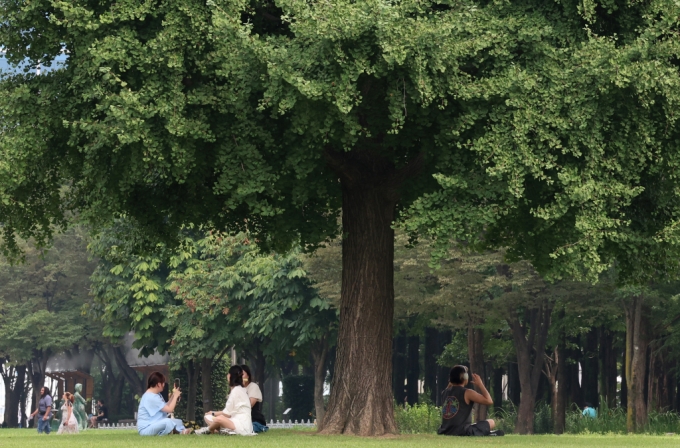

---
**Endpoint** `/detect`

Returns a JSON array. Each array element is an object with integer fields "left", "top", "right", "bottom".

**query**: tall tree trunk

[
  {"left": 392, "top": 330, "right": 407, "bottom": 405},
  {"left": 467, "top": 323, "right": 487, "bottom": 420},
  {"left": 424, "top": 328, "right": 439, "bottom": 404},
  {"left": 600, "top": 328, "right": 617, "bottom": 409},
  {"left": 311, "top": 337, "right": 330, "bottom": 424},
  {"left": 321, "top": 150, "right": 418, "bottom": 435},
  {"left": 621, "top": 351, "right": 628, "bottom": 410},
  {"left": 406, "top": 334, "right": 420, "bottom": 405},
  {"left": 2, "top": 364, "right": 26, "bottom": 427},
  {"left": 436, "top": 330, "right": 452, "bottom": 406},
  {"left": 201, "top": 358, "right": 213, "bottom": 413},
  {"left": 112, "top": 346, "right": 144, "bottom": 396},
  {"left": 507, "top": 362, "right": 521, "bottom": 406},
  {"left": 583, "top": 327, "right": 600, "bottom": 408},
  {"left": 185, "top": 361, "right": 198, "bottom": 421},
  {"left": 555, "top": 343, "right": 566, "bottom": 434},
  {"left": 625, "top": 295, "right": 648, "bottom": 432},
  {"left": 492, "top": 367, "right": 504, "bottom": 413},
  {"left": 507, "top": 299, "right": 553, "bottom": 434}
]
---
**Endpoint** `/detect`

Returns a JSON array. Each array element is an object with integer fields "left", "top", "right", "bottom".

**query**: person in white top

[
  {"left": 241, "top": 365, "right": 268, "bottom": 432},
  {"left": 204, "top": 365, "right": 253, "bottom": 435}
]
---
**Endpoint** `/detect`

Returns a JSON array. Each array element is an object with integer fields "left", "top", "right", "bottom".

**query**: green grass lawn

[{"left": 1, "top": 429, "right": 680, "bottom": 448}]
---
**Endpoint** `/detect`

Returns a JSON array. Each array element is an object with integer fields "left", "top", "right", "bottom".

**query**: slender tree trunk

[
  {"left": 2, "top": 364, "right": 26, "bottom": 427},
  {"left": 424, "top": 328, "right": 439, "bottom": 404},
  {"left": 621, "top": 351, "right": 628, "bottom": 410},
  {"left": 625, "top": 295, "right": 648, "bottom": 432},
  {"left": 311, "top": 338, "right": 330, "bottom": 424},
  {"left": 436, "top": 331, "right": 452, "bottom": 406},
  {"left": 392, "top": 330, "right": 407, "bottom": 405},
  {"left": 507, "top": 362, "right": 520, "bottom": 407},
  {"left": 321, "top": 150, "right": 418, "bottom": 435},
  {"left": 555, "top": 343, "right": 566, "bottom": 434},
  {"left": 507, "top": 299, "right": 553, "bottom": 434},
  {"left": 201, "top": 358, "right": 213, "bottom": 413},
  {"left": 583, "top": 328, "right": 599, "bottom": 408},
  {"left": 600, "top": 328, "right": 617, "bottom": 409},
  {"left": 112, "top": 346, "right": 144, "bottom": 396},
  {"left": 406, "top": 334, "right": 420, "bottom": 405},
  {"left": 467, "top": 323, "right": 487, "bottom": 420},
  {"left": 492, "top": 367, "right": 504, "bottom": 413},
  {"left": 185, "top": 361, "right": 198, "bottom": 421}
]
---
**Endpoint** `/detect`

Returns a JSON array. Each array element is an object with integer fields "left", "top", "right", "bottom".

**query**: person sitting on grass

[
  {"left": 437, "top": 365, "right": 504, "bottom": 437},
  {"left": 241, "top": 364, "right": 268, "bottom": 433},
  {"left": 200, "top": 365, "right": 253, "bottom": 435},
  {"left": 137, "top": 371, "right": 192, "bottom": 436},
  {"left": 582, "top": 402, "right": 598, "bottom": 419}
]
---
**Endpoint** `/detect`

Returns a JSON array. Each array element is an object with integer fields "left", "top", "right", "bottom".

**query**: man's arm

[{"left": 464, "top": 373, "right": 493, "bottom": 406}]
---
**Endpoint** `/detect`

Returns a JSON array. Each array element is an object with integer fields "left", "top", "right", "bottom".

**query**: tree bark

[
  {"left": 320, "top": 149, "right": 418, "bottom": 435},
  {"left": 112, "top": 346, "right": 145, "bottom": 396},
  {"left": 507, "top": 299, "right": 553, "bottom": 434},
  {"left": 599, "top": 327, "right": 617, "bottom": 409},
  {"left": 492, "top": 367, "right": 504, "bottom": 413},
  {"left": 625, "top": 295, "right": 648, "bottom": 432},
  {"left": 201, "top": 358, "right": 213, "bottom": 413},
  {"left": 467, "top": 323, "right": 487, "bottom": 421},
  {"left": 424, "top": 328, "right": 439, "bottom": 404},
  {"left": 311, "top": 336, "right": 330, "bottom": 424},
  {"left": 406, "top": 334, "right": 420, "bottom": 405},
  {"left": 507, "top": 362, "right": 520, "bottom": 407},
  {"left": 1, "top": 363, "right": 26, "bottom": 427}
]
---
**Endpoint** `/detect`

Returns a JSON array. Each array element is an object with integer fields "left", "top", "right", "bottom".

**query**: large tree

[{"left": 3, "top": 0, "right": 680, "bottom": 435}]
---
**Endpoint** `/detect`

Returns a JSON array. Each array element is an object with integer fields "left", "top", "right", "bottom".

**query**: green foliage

[
  {"left": 394, "top": 403, "right": 441, "bottom": 434},
  {"left": 282, "top": 375, "right": 315, "bottom": 422}
]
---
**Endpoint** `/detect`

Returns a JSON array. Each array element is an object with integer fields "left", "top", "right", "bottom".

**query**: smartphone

[{"left": 174, "top": 378, "right": 181, "bottom": 402}]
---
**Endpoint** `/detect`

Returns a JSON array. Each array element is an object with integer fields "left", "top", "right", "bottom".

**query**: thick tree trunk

[
  {"left": 321, "top": 150, "right": 414, "bottom": 435},
  {"left": 424, "top": 328, "right": 439, "bottom": 404},
  {"left": 406, "top": 334, "right": 420, "bottom": 405},
  {"left": 2, "top": 364, "right": 26, "bottom": 427},
  {"left": 507, "top": 299, "right": 553, "bottom": 434},
  {"left": 392, "top": 330, "right": 407, "bottom": 405},
  {"left": 467, "top": 323, "right": 487, "bottom": 421},
  {"left": 185, "top": 361, "right": 198, "bottom": 421},
  {"left": 625, "top": 295, "right": 648, "bottom": 432},
  {"left": 201, "top": 358, "right": 213, "bottom": 413},
  {"left": 311, "top": 337, "right": 330, "bottom": 424}
]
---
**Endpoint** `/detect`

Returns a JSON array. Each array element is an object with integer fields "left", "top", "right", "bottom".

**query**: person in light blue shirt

[
  {"left": 137, "top": 371, "right": 191, "bottom": 435},
  {"left": 582, "top": 402, "right": 597, "bottom": 419}
]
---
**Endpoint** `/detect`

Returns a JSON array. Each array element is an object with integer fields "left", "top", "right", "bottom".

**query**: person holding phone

[
  {"left": 437, "top": 365, "right": 504, "bottom": 437},
  {"left": 137, "top": 371, "right": 192, "bottom": 435}
]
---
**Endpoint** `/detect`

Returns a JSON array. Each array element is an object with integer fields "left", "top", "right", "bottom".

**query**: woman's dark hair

[
  {"left": 241, "top": 364, "right": 253, "bottom": 383},
  {"left": 147, "top": 371, "right": 166, "bottom": 389},
  {"left": 41, "top": 387, "right": 51, "bottom": 398},
  {"left": 229, "top": 365, "right": 244, "bottom": 388},
  {"left": 449, "top": 365, "right": 468, "bottom": 385}
]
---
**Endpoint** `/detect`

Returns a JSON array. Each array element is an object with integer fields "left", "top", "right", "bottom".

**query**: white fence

[{"left": 98, "top": 419, "right": 316, "bottom": 430}]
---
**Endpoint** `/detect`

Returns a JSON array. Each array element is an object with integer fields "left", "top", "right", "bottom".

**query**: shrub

[{"left": 395, "top": 403, "right": 441, "bottom": 434}]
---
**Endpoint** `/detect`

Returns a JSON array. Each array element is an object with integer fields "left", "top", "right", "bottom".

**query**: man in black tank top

[{"left": 437, "top": 365, "right": 504, "bottom": 436}]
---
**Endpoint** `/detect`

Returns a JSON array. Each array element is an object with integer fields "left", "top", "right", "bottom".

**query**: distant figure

[
  {"left": 437, "top": 365, "right": 504, "bottom": 437},
  {"left": 89, "top": 399, "right": 108, "bottom": 428},
  {"left": 582, "top": 402, "right": 598, "bottom": 419},
  {"left": 241, "top": 365, "right": 268, "bottom": 433},
  {"left": 200, "top": 365, "right": 253, "bottom": 435},
  {"left": 137, "top": 371, "right": 192, "bottom": 435},
  {"left": 57, "top": 392, "right": 79, "bottom": 434},
  {"left": 73, "top": 384, "right": 88, "bottom": 431},
  {"left": 29, "top": 387, "right": 53, "bottom": 434}
]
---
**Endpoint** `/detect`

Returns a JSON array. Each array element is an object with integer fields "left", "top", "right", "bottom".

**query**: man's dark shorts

[{"left": 465, "top": 420, "right": 492, "bottom": 436}]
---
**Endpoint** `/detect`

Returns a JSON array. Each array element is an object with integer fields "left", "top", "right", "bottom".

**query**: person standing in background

[{"left": 30, "top": 387, "right": 53, "bottom": 434}]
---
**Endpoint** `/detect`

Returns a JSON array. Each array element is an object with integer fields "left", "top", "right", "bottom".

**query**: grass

[{"left": 2, "top": 429, "right": 680, "bottom": 448}]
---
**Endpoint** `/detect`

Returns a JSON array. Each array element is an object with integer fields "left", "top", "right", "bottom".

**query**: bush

[{"left": 395, "top": 402, "right": 441, "bottom": 434}]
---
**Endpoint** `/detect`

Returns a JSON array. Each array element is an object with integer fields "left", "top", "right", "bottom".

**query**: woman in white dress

[
  {"left": 57, "top": 392, "right": 79, "bottom": 434},
  {"left": 205, "top": 365, "right": 253, "bottom": 435}
]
